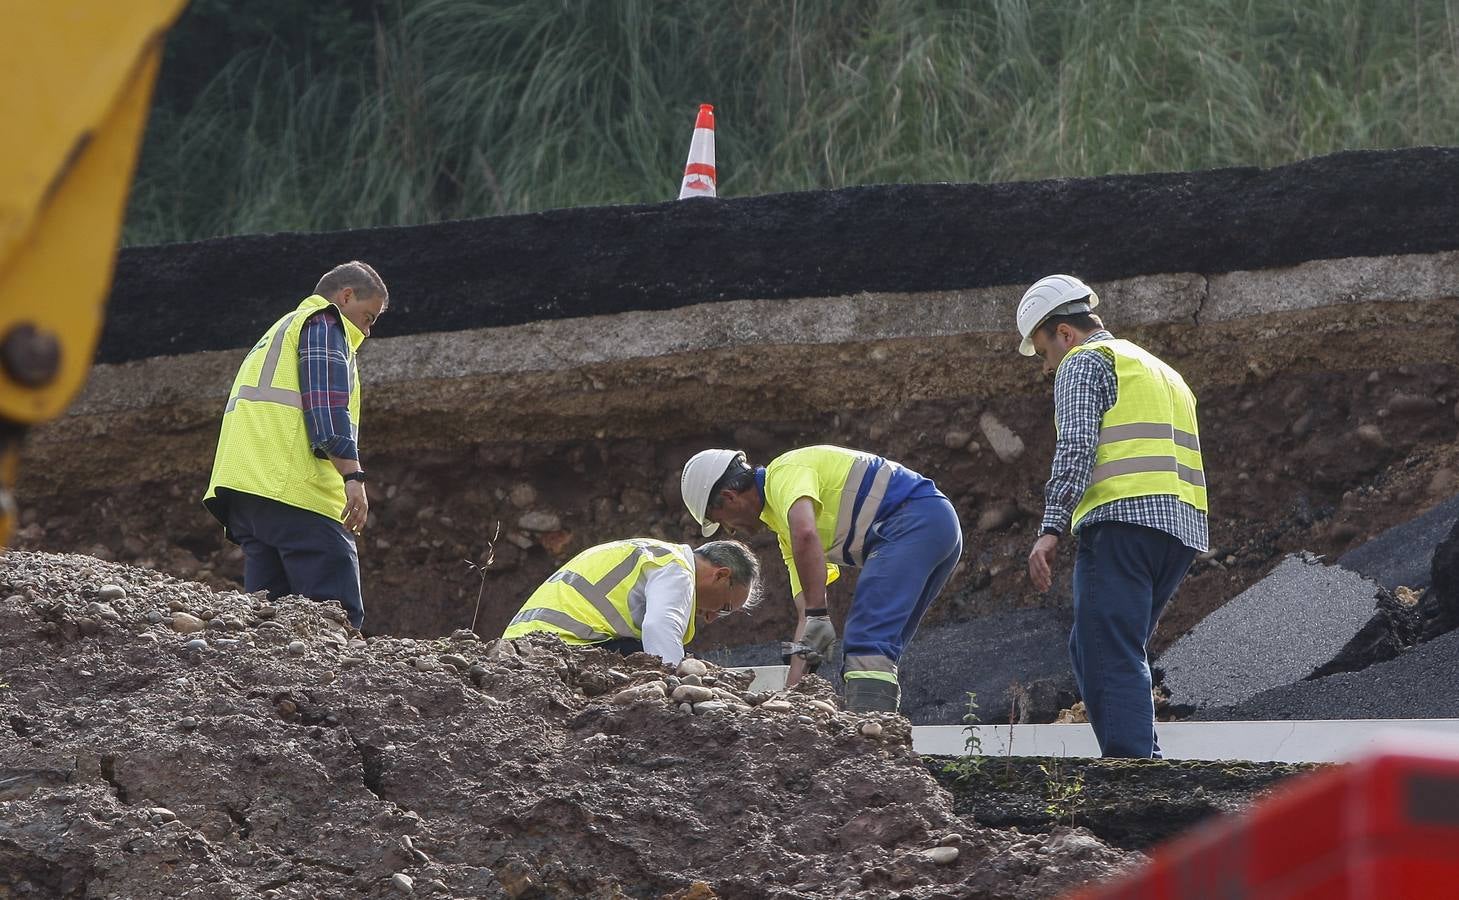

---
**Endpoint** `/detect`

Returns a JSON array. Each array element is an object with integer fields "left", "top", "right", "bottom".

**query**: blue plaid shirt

[
  {"left": 297, "top": 308, "right": 358, "bottom": 461},
  {"left": 1040, "top": 330, "right": 1209, "bottom": 552}
]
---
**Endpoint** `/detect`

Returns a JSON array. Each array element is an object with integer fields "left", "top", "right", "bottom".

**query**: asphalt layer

[
  {"left": 1156, "top": 554, "right": 1383, "bottom": 710},
  {"left": 1195, "top": 628, "right": 1459, "bottom": 721},
  {"left": 103, "top": 148, "right": 1459, "bottom": 364},
  {"left": 1338, "top": 492, "right": 1459, "bottom": 590}
]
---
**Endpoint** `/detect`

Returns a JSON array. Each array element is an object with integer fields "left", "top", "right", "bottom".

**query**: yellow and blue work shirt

[
  {"left": 203, "top": 295, "right": 365, "bottom": 528},
  {"left": 757, "top": 445, "right": 940, "bottom": 602},
  {"left": 504, "top": 538, "right": 698, "bottom": 649},
  {"left": 1061, "top": 338, "right": 1207, "bottom": 530}
]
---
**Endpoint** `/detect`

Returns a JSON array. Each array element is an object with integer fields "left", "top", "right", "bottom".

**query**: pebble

[
  {"left": 759, "top": 699, "right": 793, "bottom": 713},
  {"left": 77, "top": 618, "right": 101, "bottom": 636},
  {"left": 412, "top": 657, "right": 442, "bottom": 672},
  {"left": 671, "top": 684, "right": 715, "bottom": 704},
  {"left": 938, "top": 832, "right": 963, "bottom": 846},
  {"left": 606, "top": 668, "right": 630, "bottom": 684},
  {"left": 97, "top": 584, "right": 127, "bottom": 601},
  {"left": 170, "top": 613, "right": 206, "bottom": 635},
  {"left": 676, "top": 658, "right": 709, "bottom": 677},
  {"left": 796, "top": 715, "right": 816, "bottom": 725},
  {"left": 692, "top": 700, "right": 729, "bottom": 715},
  {"left": 860, "top": 721, "right": 883, "bottom": 738},
  {"left": 517, "top": 510, "right": 561, "bottom": 532},
  {"left": 138, "top": 633, "right": 158, "bottom": 646},
  {"left": 920, "top": 846, "right": 959, "bottom": 865},
  {"left": 679, "top": 702, "right": 693, "bottom": 713},
  {"left": 810, "top": 700, "right": 839, "bottom": 715},
  {"left": 390, "top": 872, "right": 414, "bottom": 893},
  {"left": 85, "top": 601, "right": 121, "bottom": 621},
  {"left": 145, "top": 611, "right": 164, "bottom": 624},
  {"left": 438, "top": 654, "right": 470, "bottom": 670},
  {"left": 613, "top": 682, "right": 668, "bottom": 704},
  {"left": 167, "top": 599, "right": 188, "bottom": 612},
  {"left": 340, "top": 656, "right": 367, "bottom": 667},
  {"left": 205, "top": 617, "right": 229, "bottom": 631},
  {"left": 179, "top": 716, "right": 199, "bottom": 731},
  {"left": 184, "top": 638, "right": 209, "bottom": 652},
  {"left": 1355, "top": 424, "right": 1385, "bottom": 447},
  {"left": 663, "top": 675, "right": 681, "bottom": 689},
  {"left": 287, "top": 641, "right": 307, "bottom": 656},
  {"left": 149, "top": 807, "right": 177, "bottom": 823},
  {"left": 214, "top": 639, "right": 240, "bottom": 649},
  {"left": 255, "top": 606, "right": 277, "bottom": 619},
  {"left": 681, "top": 674, "right": 702, "bottom": 687}
]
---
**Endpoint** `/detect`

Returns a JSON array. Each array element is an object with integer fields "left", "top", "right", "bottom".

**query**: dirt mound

[{"left": 0, "top": 550, "right": 1138, "bottom": 899}]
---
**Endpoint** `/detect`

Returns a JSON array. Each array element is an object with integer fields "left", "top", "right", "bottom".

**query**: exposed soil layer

[
  {"left": 926, "top": 757, "right": 1316, "bottom": 851},
  {"left": 18, "top": 356, "right": 1459, "bottom": 661},
  {"left": 0, "top": 551, "right": 1142, "bottom": 899},
  {"left": 102, "top": 148, "right": 1459, "bottom": 364}
]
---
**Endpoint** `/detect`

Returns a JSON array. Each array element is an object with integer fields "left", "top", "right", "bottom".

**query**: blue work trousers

[
  {"left": 1071, "top": 521, "right": 1195, "bottom": 758},
  {"left": 224, "top": 490, "right": 364, "bottom": 628},
  {"left": 842, "top": 495, "right": 963, "bottom": 676}
]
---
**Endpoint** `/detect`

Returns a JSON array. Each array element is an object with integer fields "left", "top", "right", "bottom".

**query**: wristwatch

[
  {"left": 1040, "top": 526, "right": 1061, "bottom": 537},
  {"left": 342, "top": 471, "right": 367, "bottom": 484}
]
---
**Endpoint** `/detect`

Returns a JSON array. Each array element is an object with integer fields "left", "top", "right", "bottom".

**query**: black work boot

[{"left": 844, "top": 677, "right": 900, "bottom": 712}]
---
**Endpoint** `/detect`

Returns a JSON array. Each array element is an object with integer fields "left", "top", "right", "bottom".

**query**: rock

[
  {"left": 671, "top": 684, "right": 715, "bottom": 703},
  {"left": 149, "top": 807, "right": 178, "bottom": 823},
  {"left": 184, "top": 638, "right": 208, "bottom": 652},
  {"left": 759, "top": 699, "right": 793, "bottom": 713},
  {"left": 97, "top": 584, "right": 127, "bottom": 601},
  {"left": 167, "top": 599, "right": 188, "bottom": 612},
  {"left": 810, "top": 699, "right": 838, "bottom": 715},
  {"left": 1290, "top": 411, "right": 1315, "bottom": 437},
  {"left": 340, "top": 656, "right": 366, "bottom": 667},
  {"left": 943, "top": 428, "right": 973, "bottom": 449},
  {"left": 1355, "top": 424, "right": 1385, "bottom": 447},
  {"left": 449, "top": 629, "right": 480, "bottom": 643},
  {"left": 679, "top": 702, "right": 693, "bottom": 713},
  {"left": 613, "top": 682, "right": 668, "bottom": 704},
  {"left": 860, "top": 721, "right": 883, "bottom": 738},
  {"left": 938, "top": 832, "right": 963, "bottom": 846},
  {"left": 179, "top": 716, "right": 198, "bottom": 731},
  {"left": 920, "top": 846, "right": 959, "bottom": 865},
  {"left": 391, "top": 872, "right": 415, "bottom": 893},
  {"left": 144, "top": 610, "right": 164, "bottom": 624},
  {"left": 255, "top": 606, "right": 277, "bottom": 619},
  {"left": 412, "top": 657, "right": 442, "bottom": 672},
  {"left": 518, "top": 511, "right": 561, "bottom": 532},
  {"left": 170, "top": 613, "right": 206, "bottom": 634},
  {"left": 692, "top": 700, "right": 729, "bottom": 715},
  {"left": 1387, "top": 392, "right": 1437, "bottom": 415},
  {"left": 76, "top": 617, "right": 101, "bottom": 636},
  {"left": 508, "top": 483, "right": 537, "bottom": 509},
  {"left": 84, "top": 601, "right": 120, "bottom": 621},
  {"left": 439, "top": 654, "right": 471, "bottom": 670},
  {"left": 796, "top": 715, "right": 816, "bottom": 725},
  {"left": 979, "top": 412, "right": 1025, "bottom": 463},
  {"left": 205, "top": 617, "right": 229, "bottom": 631},
  {"left": 287, "top": 641, "right": 307, "bottom": 656},
  {"left": 676, "top": 658, "right": 709, "bottom": 677},
  {"left": 976, "top": 504, "right": 1020, "bottom": 532}
]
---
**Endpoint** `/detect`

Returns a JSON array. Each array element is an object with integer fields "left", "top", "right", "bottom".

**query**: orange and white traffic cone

[{"left": 677, "top": 103, "right": 716, "bottom": 199}]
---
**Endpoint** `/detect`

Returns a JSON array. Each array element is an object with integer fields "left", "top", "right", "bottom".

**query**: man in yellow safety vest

[
  {"left": 681, "top": 445, "right": 963, "bottom": 713},
  {"left": 203, "top": 261, "right": 388, "bottom": 629},
  {"left": 1017, "top": 273, "right": 1209, "bottom": 758},
  {"left": 503, "top": 538, "right": 760, "bottom": 665}
]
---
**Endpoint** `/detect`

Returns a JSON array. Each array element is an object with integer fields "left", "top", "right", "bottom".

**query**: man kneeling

[{"left": 502, "top": 538, "right": 760, "bottom": 665}]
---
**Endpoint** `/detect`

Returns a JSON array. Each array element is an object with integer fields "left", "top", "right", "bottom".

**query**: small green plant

[
  {"left": 940, "top": 692, "right": 984, "bottom": 783},
  {"left": 1040, "top": 758, "right": 1086, "bottom": 826}
]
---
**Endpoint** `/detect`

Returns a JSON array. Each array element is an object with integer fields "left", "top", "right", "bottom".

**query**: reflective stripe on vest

[
  {"left": 828, "top": 455, "right": 895, "bottom": 567},
  {"left": 503, "top": 539, "right": 696, "bottom": 646},
  {"left": 203, "top": 296, "right": 364, "bottom": 524},
  {"left": 1063, "top": 338, "right": 1207, "bottom": 530}
]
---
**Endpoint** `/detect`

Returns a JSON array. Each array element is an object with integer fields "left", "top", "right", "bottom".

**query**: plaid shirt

[
  {"left": 1040, "top": 330, "right": 1209, "bottom": 552},
  {"left": 298, "top": 308, "right": 358, "bottom": 461}
]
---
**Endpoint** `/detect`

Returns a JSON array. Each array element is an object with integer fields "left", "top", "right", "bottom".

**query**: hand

[
  {"left": 1028, "top": 533, "right": 1059, "bottom": 592},
  {"left": 802, "top": 615, "right": 836, "bottom": 669},
  {"left": 342, "top": 481, "right": 369, "bottom": 536}
]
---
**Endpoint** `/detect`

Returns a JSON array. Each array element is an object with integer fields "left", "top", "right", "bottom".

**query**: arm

[
  {"left": 1029, "top": 351, "right": 1116, "bottom": 590},
  {"left": 639, "top": 562, "right": 694, "bottom": 665},
  {"left": 298, "top": 311, "right": 367, "bottom": 533},
  {"left": 785, "top": 497, "right": 826, "bottom": 685}
]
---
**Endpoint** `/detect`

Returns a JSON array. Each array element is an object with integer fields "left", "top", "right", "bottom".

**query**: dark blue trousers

[
  {"left": 1071, "top": 522, "right": 1195, "bottom": 758},
  {"left": 843, "top": 495, "right": 964, "bottom": 675},
  {"left": 223, "top": 490, "right": 364, "bottom": 628}
]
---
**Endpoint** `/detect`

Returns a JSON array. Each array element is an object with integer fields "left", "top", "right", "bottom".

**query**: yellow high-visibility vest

[
  {"left": 1062, "top": 338, "right": 1207, "bottom": 530},
  {"left": 503, "top": 539, "right": 697, "bottom": 646},
  {"left": 203, "top": 295, "right": 364, "bottom": 524}
]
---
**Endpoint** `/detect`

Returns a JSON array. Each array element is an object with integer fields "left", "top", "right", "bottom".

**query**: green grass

[{"left": 124, "top": 0, "right": 1459, "bottom": 245}]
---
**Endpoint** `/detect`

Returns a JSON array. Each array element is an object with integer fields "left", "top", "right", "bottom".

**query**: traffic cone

[{"left": 677, "top": 103, "right": 716, "bottom": 199}]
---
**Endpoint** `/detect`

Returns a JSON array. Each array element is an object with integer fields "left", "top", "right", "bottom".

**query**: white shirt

[{"left": 634, "top": 544, "right": 696, "bottom": 664}]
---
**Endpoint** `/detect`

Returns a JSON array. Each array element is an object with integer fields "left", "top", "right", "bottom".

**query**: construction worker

[
  {"left": 1018, "top": 274, "right": 1208, "bottom": 758},
  {"left": 680, "top": 446, "right": 962, "bottom": 712},
  {"left": 203, "top": 261, "right": 388, "bottom": 629},
  {"left": 502, "top": 538, "right": 760, "bottom": 664}
]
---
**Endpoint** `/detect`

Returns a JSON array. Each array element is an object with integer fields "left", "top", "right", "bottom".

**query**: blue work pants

[
  {"left": 1071, "top": 521, "right": 1195, "bottom": 758},
  {"left": 842, "top": 495, "right": 963, "bottom": 676},
  {"left": 224, "top": 490, "right": 364, "bottom": 628}
]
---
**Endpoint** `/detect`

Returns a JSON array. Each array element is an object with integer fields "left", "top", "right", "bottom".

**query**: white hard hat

[
  {"left": 1016, "top": 274, "right": 1099, "bottom": 356},
  {"left": 681, "top": 449, "right": 744, "bottom": 536}
]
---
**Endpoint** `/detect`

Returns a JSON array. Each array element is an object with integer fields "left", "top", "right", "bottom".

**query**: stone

[
  {"left": 796, "top": 715, "right": 816, "bottom": 725},
  {"left": 340, "top": 656, "right": 367, "bottom": 667},
  {"left": 943, "top": 428, "right": 973, "bottom": 449},
  {"left": 170, "top": 613, "right": 206, "bottom": 635},
  {"left": 920, "top": 846, "right": 959, "bottom": 865},
  {"left": 810, "top": 699, "right": 839, "bottom": 715},
  {"left": 84, "top": 601, "right": 120, "bottom": 621},
  {"left": 97, "top": 584, "right": 127, "bottom": 601},
  {"left": 412, "top": 657, "right": 442, "bottom": 672},
  {"left": 149, "top": 807, "right": 178, "bottom": 823},
  {"left": 978, "top": 412, "right": 1025, "bottom": 463},
  {"left": 860, "top": 721, "right": 883, "bottom": 738},
  {"left": 287, "top": 641, "right": 307, "bottom": 656},
  {"left": 1387, "top": 392, "right": 1437, "bottom": 415},
  {"left": 976, "top": 504, "right": 1019, "bottom": 532},
  {"left": 508, "top": 483, "right": 538, "bottom": 509},
  {"left": 679, "top": 702, "right": 693, "bottom": 713},
  {"left": 614, "top": 682, "right": 668, "bottom": 704},
  {"left": 184, "top": 638, "right": 208, "bottom": 652},
  {"left": 76, "top": 617, "right": 101, "bottom": 636},
  {"left": 671, "top": 684, "right": 715, "bottom": 704},
  {"left": 759, "top": 699, "right": 793, "bottom": 713},
  {"left": 681, "top": 674, "right": 703, "bottom": 687},
  {"left": 390, "top": 872, "right": 414, "bottom": 893},
  {"left": 1355, "top": 424, "right": 1385, "bottom": 447},
  {"left": 692, "top": 700, "right": 729, "bottom": 715},
  {"left": 676, "top": 658, "right": 709, "bottom": 677},
  {"left": 439, "top": 654, "right": 471, "bottom": 670},
  {"left": 938, "top": 832, "right": 963, "bottom": 846},
  {"left": 205, "top": 617, "right": 229, "bottom": 631},
  {"left": 179, "top": 716, "right": 199, "bottom": 731},
  {"left": 517, "top": 511, "right": 561, "bottom": 532}
]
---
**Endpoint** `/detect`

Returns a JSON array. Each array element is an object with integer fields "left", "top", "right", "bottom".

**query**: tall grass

[{"left": 124, "top": 0, "right": 1459, "bottom": 245}]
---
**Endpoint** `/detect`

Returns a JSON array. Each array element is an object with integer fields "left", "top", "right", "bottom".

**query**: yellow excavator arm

[{"left": 0, "top": 1, "right": 188, "bottom": 543}]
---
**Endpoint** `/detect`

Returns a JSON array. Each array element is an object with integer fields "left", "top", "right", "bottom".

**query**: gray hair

[
  {"left": 316, "top": 260, "right": 388, "bottom": 305},
  {"left": 693, "top": 540, "right": 764, "bottom": 611}
]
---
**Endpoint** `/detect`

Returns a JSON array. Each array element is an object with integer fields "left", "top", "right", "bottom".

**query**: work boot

[{"left": 844, "top": 677, "right": 900, "bottom": 713}]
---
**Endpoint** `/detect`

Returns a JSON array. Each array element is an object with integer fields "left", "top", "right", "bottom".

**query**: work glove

[{"left": 802, "top": 614, "right": 837, "bottom": 671}]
